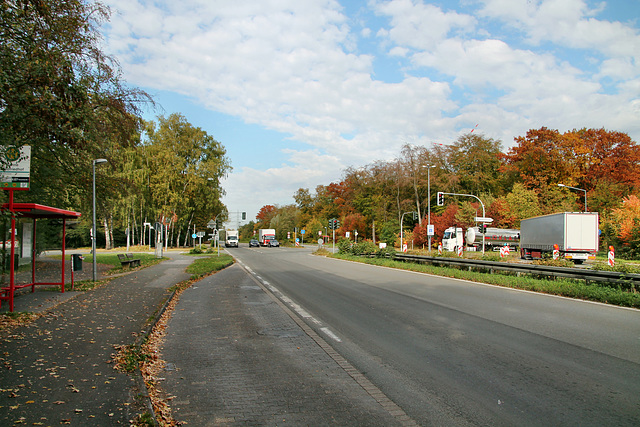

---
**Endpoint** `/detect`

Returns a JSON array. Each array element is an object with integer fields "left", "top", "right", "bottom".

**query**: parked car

[
  {"left": 249, "top": 239, "right": 260, "bottom": 247},
  {"left": 268, "top": 239, "right": 280, "bottom": 247}
]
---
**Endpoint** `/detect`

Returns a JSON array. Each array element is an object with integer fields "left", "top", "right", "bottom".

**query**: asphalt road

[{"left": 231, "top": 245, "right": 640, "bottom": 426}]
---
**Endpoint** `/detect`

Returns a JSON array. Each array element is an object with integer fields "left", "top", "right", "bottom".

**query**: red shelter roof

[{"left": 1, "top": 203, "right": 81, "bottom": 219}]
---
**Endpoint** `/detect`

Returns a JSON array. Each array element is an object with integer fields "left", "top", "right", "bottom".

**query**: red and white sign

[
  {"left": 608, "top": 246, "right": 615, "bottom": 267},
  {"left": 402, "top": 243, "right": 408, "bottom": 253},
  {"left": 500, "top": 245, "right": 510, "bottom": 258},
  {"left": 457, "top": 246, "right": 463, "bottom": 257},
  {"left": 438, "top": 243, "right": 443, "bottom": 255},
  {"left": 553, "top": 244, "right": 560, "bottom": 260}
]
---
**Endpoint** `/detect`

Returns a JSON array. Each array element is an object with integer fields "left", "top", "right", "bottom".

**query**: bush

[
  {"left": 189, "top": 246, "right": 204, "bottom": 254},
  {"left": 481, "top": 253, "right": 504, "bottom": 262},
  {"left": 592, "top": 261, "right": 640, "bottom": 274},
  {"left": 376, "top": 245, "right": 396, "bottom": 258},
  {"left": 351, "top": 241, "right": 378, "bottom": 256},
  {"left": 337, "top": 238, "right": 353, "bottom": 254},
  {"left": 532, "top": 257, "right": 575, "bottom": 268}
]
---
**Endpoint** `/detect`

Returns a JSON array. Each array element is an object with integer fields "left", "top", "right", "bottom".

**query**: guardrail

[{"left": 392, "top": 253, "right": 640, "bottom": 288}]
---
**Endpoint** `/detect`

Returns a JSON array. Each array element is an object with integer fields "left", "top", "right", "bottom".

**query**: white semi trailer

[{"left": 519, "top": 212, "right": 599, "bottom": 264}]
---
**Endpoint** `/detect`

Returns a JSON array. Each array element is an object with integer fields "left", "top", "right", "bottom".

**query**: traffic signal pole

[{"left": 436, "top": 192, "right": 486, "bottom": 254}]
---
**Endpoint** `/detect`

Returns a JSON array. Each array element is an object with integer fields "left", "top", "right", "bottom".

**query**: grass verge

[
  {"left": 331, "top": 254, "right": 640, "bottom": 309},
  {"left": 185, "top": 253, "right": 234, "bottom": 279}
]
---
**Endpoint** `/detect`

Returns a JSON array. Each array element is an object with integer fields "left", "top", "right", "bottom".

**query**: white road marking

[{"left": 320, "top": 327, "right": 342, "bottom": 342}]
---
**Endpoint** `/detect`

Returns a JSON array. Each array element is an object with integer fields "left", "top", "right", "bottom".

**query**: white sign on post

[
  {"left": 0, "top": 145, "right": 31, "bottom": 190},
  {"left": 475, "top": 217, "right": 493, "bottom": 223},
  {"left": 427, "top": 224, "right": 434, "bottom": 236}
]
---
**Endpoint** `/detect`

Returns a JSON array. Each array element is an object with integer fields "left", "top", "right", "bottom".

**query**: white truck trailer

[
  {"left": 258, "top": 229, "right": 276, "bottom": 246},
  {"left": 225, "top": 229, "right": 239, "bottom": 247},
  {"left": 519, "top": 212, "right": 599, "bottom": 264},
  {"left": 442, "top": 226, "right": 520, "bottom": 252}
]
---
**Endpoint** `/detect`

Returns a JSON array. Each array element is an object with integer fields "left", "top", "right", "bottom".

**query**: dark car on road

[
  {"left": 249, "top": 239, "right": 260, "bottom": 247},
  {"left": 268, "top": 239, "right": 280, "bottom": 247}
]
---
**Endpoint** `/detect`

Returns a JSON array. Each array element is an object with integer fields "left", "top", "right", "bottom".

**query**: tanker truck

[
  {"left": 441, "top": 226, "right": 520, "bottom": 252},
  {"left": 519, "top": 212, "right": 599, "bottom": 264}
]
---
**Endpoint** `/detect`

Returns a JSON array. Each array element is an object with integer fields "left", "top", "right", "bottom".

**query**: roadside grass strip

[{"left": 332, "top": 254, "right": 640, "bottom": 309}]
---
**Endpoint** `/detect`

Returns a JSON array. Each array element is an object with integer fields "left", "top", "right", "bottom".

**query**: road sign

[
  {"left": 207, "top": 220, "right": 216, "bottom": 229},
  {"left": 475, "top": 217, "right": 493, "bottom": 223},
  {"left": 192, "top": 233, "right": 197, "bottom": 238},
  {"left": 427, "top": 224, "right": 434, "bottom": 236},
  {"left": 196, "top": 231, "right": 205, "bottom": 237}
]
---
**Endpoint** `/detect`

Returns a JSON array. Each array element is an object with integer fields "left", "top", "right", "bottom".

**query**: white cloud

[{"left": 101, "top": 0, "right": 640, "bottom": 211}]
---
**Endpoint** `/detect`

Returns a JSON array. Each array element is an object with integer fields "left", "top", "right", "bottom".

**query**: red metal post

[
  {"left": 31, "top": 217, "right": 36, "bottom": 292},
  {"left": 61, "top": 217, "right": 66, "bottom": 293},
  {"left": 8, "top": 189, "right": 15, "bottom": 312}
]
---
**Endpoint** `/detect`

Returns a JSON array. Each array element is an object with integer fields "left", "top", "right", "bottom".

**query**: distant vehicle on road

[
  {"left": 259, "top": 229, "right": 276, "bottom": 246},
  {"left": 225, "top": 229, "right": 239, "bottom": 247},
  {"left": 268, "top": 239, "right": 280, "bottom": 247},
  {"left": 249, "top": 239, "right": 260, "bottom": 247}
]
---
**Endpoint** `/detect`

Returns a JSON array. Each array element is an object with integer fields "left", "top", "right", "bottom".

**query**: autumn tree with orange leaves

[{"left": 502, "top": 127, "right": 640, "bottom": 214}]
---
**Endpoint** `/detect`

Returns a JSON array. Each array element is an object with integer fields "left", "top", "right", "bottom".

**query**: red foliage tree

[{"left": 256, "top": 205, "right": 276, "bottom": 225}]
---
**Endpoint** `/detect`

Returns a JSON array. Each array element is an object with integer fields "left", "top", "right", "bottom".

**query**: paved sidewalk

[
  {"left": 0, "top": 253, "right": 194, "bottom": 425},
  {"left": 161, "top": 263, "right": 402, "bottom": 425}
]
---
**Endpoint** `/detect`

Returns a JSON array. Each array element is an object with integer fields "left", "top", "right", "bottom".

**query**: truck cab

[
  {"left": 225, "top": 229, "right": 239, "bottom": 247},
  {"left": 442, "top": 227, "right": 465, "bottom": 252}
]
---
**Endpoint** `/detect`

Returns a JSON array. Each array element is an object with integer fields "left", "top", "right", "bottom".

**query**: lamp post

[
  {"left": 92, "top": 159, "right": 108, "bottom": 281},
  {"left": 558, "top": 184, "right": 587, "bottom": 212},
  {"left": 423, "top": 164, "right": 434, "bottom": 251}
]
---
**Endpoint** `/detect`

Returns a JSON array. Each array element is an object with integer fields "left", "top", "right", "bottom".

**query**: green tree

[
  {"left": 505, "top": 183, "right": 541, "bottom": 227},
  {"left": 0, "top": 0, "right": 151, "bottom": 207},
  {"left": 143, "top": 114, "right": 230, "bottom": 246},
  {"left": 446, "top": 133, "right": 504, "bottom": 196}
]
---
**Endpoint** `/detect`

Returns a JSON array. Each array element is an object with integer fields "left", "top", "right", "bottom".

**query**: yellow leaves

[
  {"left": 612, "top": 195, "right": 640, "bottom": 241},
  {"left": 0, "top": 313, "right": 40, "bottom": 331}
]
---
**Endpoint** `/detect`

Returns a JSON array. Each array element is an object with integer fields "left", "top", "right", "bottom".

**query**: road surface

[{"left": 231, "top": 245, "right": 640, "bottom": 426}]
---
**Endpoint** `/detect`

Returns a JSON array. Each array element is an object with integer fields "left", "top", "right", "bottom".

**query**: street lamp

[
  {"left": 92, "top": 159, "right": 107, "bottom": 281},
  {"left": 420, "top": 164, "right": 434, "bottom": 250},
  {"left": 423, "top": 165, "right": 434, "bottom": 251},
  {"left": 558, "top": 184, "right": 587, "bottom": 212}
]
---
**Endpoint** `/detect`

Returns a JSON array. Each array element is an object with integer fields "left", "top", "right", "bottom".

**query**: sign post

[
  {"left": 608, "top": 246, "right": 615, "bottom": 267},
  {"left": 0, "top": 146, "right": 31, "bottom": 190}
]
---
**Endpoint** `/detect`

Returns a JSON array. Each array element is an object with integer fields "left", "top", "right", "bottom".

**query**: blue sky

[{"left": 100, "top": 0, "right": 640, "bottom": 225}]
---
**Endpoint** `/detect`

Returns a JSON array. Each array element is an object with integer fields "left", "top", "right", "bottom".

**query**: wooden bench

[{"left": 117, "top": 253, "right": 141, "bottom": 268}]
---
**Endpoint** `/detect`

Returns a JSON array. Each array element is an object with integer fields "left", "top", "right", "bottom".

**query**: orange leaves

[{"left": 612, "top": 195, "right": 640, "bottom": 241}]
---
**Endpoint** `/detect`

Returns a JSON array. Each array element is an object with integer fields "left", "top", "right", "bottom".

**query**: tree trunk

[
  {"left": 103, "top": 217, "right": 111, "bottom": 250},
  {"left": 183, "top": 213, "right": 194, "bottom": 247},
  {"left": 109, "top": 214, "right": 115, "bottom": 249}
]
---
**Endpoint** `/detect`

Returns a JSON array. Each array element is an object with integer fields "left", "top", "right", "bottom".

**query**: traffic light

[
  {"left": 482, "top": 224, "right": 488, "bottom": 234},
  {"left": 335, "top": 219, "right": 340, "bottom": 229},
  {"left": 242, "top": 212, "right": 246, "bottom": 220},
  {"left": 412, "top": 212, "right": 418, "bottom": 220},
  {"left": 437, "top": 192, "right": 444, "bottom": 206}
]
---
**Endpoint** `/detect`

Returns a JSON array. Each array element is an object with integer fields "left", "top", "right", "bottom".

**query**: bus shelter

[{"left": 0, "top": 201, "right": 81, "bottom": 312}]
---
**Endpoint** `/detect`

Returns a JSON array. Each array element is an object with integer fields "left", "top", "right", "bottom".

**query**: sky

[{"left": 99, "top": 0, "right": 640, "bottom": 226}]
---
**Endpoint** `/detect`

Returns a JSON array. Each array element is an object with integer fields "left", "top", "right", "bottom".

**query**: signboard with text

[{"left": 0, "top": 146, "right": 30, "bottom": 190}]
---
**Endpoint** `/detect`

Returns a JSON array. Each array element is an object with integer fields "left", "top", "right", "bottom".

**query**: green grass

[
  {"left": 332, "top": 254, "right": 640, "bottom": 309},
  {"left": 185, "top": 253, "right": 234, "bottom": 279}
]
